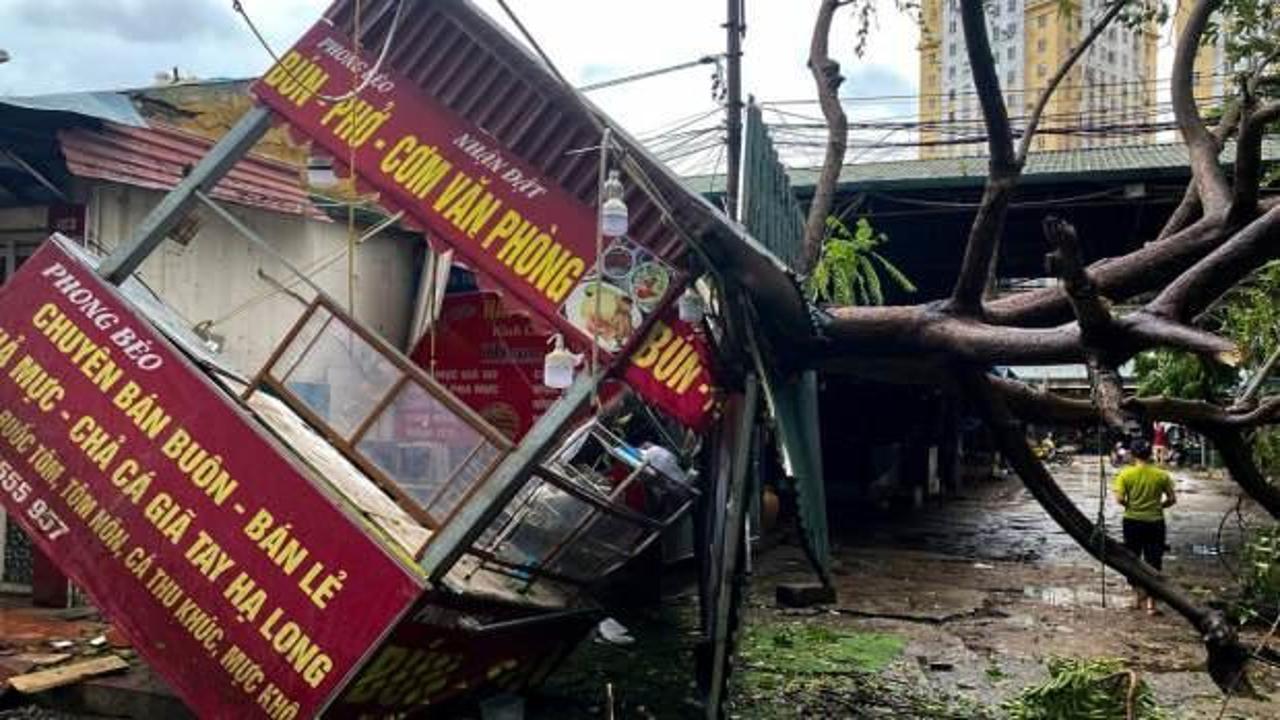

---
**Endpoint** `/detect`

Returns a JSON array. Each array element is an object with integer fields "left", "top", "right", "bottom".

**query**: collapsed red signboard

[
  {"left": 251, "top": 20, "right": 718, "bottom": 429},
  {"left": 624, "top": 312, "right": 717, "bottom": 431},
  {"left": 409, "top": 292, "right": 557, "bottom": 441},
  {"left": 0, "top": 242, "right": 421, "bottom": 719}
]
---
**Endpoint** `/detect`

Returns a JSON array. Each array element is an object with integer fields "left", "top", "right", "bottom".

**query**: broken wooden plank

[
  {"left": 9, "top": 655, "right": 129, "bottom": 694},
  {"left": 11, "top": 653, "right": 71, "bottom": 667}
]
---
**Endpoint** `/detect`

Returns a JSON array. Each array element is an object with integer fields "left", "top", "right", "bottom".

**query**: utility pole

[{"left": 725, "top": 0, "right": 744, "bottom": 220}]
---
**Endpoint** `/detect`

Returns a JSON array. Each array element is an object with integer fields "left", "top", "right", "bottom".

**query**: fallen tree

[{"left": 801, "top": 0, "right": 1280, "bottom": 692}]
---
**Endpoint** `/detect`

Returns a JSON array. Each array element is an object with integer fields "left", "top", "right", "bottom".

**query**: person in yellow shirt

[{"left": 1113, "top": 439, "right": 1177, "bottom": 614}]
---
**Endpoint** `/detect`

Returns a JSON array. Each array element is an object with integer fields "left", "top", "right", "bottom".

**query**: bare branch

[
  {"left": 1116, "top": 311, "right": 1240, "bottom": 366},
  {"left": 1016, "top": 0, "right": 1129, "bottom": 162},
  {"left": 987, "top": 214, "right": 1231, "bottom": 328},
  {"left": 1238, "top": 345, "right": 1280, "bottom": 407},
  {"left": 1231, "top": 101, "right": 1280, "bottom": 223},
  {"left": 957, "top": 0, "right": 1014, "bottom": 169},
  {"left": 800, "top": 0, "right": 849, "bottom": 275},
  {"left": 817, "top": 303, "right": 1236, "bottom": 366},
  {"left": 945, "top": 0, "right": 1019, "bottom": 313},
  {"left": 959, "top": 368, "right": 1250, "bottom": 693},
  {"left": 1043, "top": 216, "right": 1139, "bottom": 432},
  {"left": 1172, "top": 0, "right": 1231, "bottom": 210},
  {"left": 992, "top": 376, "right": 1280, "bottom": 430},
  {"left": 1157, "top": 100, "right": 1242, "bottom": 240},
  {"left": 1148, "top": 205, "right": 1280, "bottom": 322}
]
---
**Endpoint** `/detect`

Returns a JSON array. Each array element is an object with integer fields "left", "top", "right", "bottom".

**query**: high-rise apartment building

[{"left": 918, "top": 0, "right": 1159, "bottom": 159}]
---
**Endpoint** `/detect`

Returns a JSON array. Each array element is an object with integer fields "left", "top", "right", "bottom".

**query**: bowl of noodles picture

[
  {"left": 562, "top": 280, "right": 642, "bottom": 352},
  {"left": 629, "top": 261, "right": 670, "bottom": 312}
]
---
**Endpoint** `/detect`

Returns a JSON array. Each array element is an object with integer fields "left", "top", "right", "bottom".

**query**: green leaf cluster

[
  {"left": 1004, "top": 657, "right": 1166, "bottom": 720},
  {"left": 807, "top": 216, "right": 916, "bottom": 306}
]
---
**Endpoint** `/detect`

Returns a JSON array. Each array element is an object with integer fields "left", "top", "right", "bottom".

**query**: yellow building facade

[{"left": 918, "top": 0, "right": 1159, "bottom": 159}]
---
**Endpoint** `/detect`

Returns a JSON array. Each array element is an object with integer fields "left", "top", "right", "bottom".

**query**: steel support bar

[
  {"left": 97, "top": 105, "right": 274, "bottom": 285},
  {"left": 705, "top": 374, "right": 758, "bottom": 719},
  {"left": 193, "top": 189, "right": 328, "bottom": 299},
  {"left": 419, "top": 369, "right": 606, "bottom": 582}
]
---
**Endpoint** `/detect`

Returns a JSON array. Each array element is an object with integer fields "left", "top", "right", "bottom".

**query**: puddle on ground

[
  {"left": 1190, "top": 544, "right": 1220, "bottom": 557},
  {"left": 1022, "top": 586, "right": 1108, "bottom": 608}
]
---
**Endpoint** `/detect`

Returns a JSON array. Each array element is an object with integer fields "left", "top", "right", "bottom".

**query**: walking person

[{"left": 1113, "top": 439, "right": 1176, "bottom": 614}]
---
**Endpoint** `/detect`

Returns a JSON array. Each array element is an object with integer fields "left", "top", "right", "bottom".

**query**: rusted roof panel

[
  {"left": 322, "top": 0, "right": 814, "bottom": 347},
  {"left": 59, "top": 122, "right": 327, "bottom": 221}
]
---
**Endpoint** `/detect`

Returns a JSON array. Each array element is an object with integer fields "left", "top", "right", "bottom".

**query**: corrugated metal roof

[
  {"left": 320, "top": 0, "right": 814, "bottom": 346},
  {"left": 59, "top": 122, "right": 327, "bottom": 220},
  {"left": 687, "top": 138, "right": 1280, "bottom": 194}
]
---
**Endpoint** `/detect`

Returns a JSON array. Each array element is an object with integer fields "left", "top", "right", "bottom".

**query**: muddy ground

[{"left": 534, "top": 457, "right": 1280, "bottom": 719}]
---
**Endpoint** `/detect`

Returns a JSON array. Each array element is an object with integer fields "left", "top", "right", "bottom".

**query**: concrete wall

[{"left": 87, "top": 183, "right": 421, "bottom": 376}]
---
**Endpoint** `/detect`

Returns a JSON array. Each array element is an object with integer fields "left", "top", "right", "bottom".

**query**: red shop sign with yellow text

[
  {"left": 252, "top": 20, "right": 718, "bottom": 429},
  {"left": 0, "top": 242, "right": 422, "bottom": 718}
]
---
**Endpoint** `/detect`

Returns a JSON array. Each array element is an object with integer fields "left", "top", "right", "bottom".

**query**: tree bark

[
  {"left": 800, "top": 0, "right": 849, "bottom": 276},
  {"left": 1171, "top": 0, "right": 1231, "bottom": 211}
]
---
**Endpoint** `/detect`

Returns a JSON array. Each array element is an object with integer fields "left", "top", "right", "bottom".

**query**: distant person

[
  {"left": 1113, "top": 439, "right": 1176, "bottom": 614},
  {"left": 1152, "top": 422, "right": 1169, "bottom": 464}
]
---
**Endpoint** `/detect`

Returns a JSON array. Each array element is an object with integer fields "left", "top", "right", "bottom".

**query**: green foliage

[
  {"left": 807, "top": 216, "right": 916, "bottom": 306},
  {"left": 1134, "top": 350, "right": 1235, "bottom": 402},
  {"left": 739, "top": 622, "right": 905, "bottom": 674},
  {"left": 1239, "top": 524, "right": 1280, "bottom": 623},
  {"left": 1004, "top": 657, "right": 1166, "bottom": 720}
]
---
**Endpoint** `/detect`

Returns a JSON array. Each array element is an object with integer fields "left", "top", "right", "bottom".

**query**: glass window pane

[
  {"left": 550, "top": 513, "right": 646, "bottom": 582},
  {"left": 272, "top": 306, "right": 333, "bottom": 383},
  {"left": 278, "top": 319, "right": 401, "bottom": 438},
  {"left": 355, "top": 381, "right": 487, "bottom": 512},
  {"left": 490, "top": 481, "right": 592, "bottom": 570}
]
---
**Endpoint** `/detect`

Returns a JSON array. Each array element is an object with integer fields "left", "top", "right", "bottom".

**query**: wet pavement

[{"left": 744, "top": 456, "right": 1280, "bottom": 718}]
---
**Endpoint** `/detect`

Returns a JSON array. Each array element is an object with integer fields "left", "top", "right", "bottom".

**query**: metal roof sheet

[
  {"left": 687, "top": 138, "right": 1280, "bottom": 194},
  {"left": 59, "top": 122, "right": 327, "bottom": 220},
  {"left": 0, "top": 91, "right": 147, "bottom": 128}
]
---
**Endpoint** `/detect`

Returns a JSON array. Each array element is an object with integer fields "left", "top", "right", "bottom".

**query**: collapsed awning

[{"left": 320, "top": 0, "right": 815, "bottom": 351}]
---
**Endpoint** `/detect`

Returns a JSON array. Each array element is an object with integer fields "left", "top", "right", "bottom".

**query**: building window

[
  {"left": 1007, "top": 46, "right": 1015, "bottom": 60},
  {"left": 949, "top": 110, "right": 956, "bottom": 121},
  {"left": 1008, "top": 0, "right": 1015, "bottom": 11},
  {"left": 949, "top": 43, "right": 956, "bottom": 56},
  {"left": 1037, "top": 64, "right": 1047, "bottom": 78},
  {"left": 1037, "top": 15, "right": 1046, "bottom": 28},
  {"left": 1037, "top": 38, "right": 1047, "bottom": 52},
  {"left": 949, "top": 66, "right": 956, "bottom": 78}
]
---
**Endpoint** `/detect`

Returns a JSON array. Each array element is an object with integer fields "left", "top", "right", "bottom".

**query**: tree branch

[
  {"left": 986, "top": 216, "right": 1230, "bottom": 327},
  {"left": 1148, "top": 205, "right": 1280, "bottom": 322},
  {"left": 1231, "top": 100, "right": 1280, "bottom": 223},
  {"left": 947, "top": 0, "right": 1018, "bottom": 313},
  {"left": 992, "top": 376, "right": 1280, "bottom": 430},
  {"left": 1016, "top": 0, "right": 1129, "bottom": 163},
  {"left": 960, "top": 368, "right": 1251, "bottom": 693},
  {"left": 800, "top": 0, "right": 849, "bottom": 275},
  {"left": 1157, "top": 100, "right": 1242, "bottom": 240},
  {"left": 1043, "top": 216, "right": 1139, "bottom": 432},
  {"left": 1172, "top": 0, "right": 1231, "bottom": 210}
]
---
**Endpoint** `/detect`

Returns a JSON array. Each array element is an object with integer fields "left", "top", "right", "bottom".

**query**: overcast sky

[
  {"left": 0, "top": 0, "right": 923, "bottom": 165},
  {"left": 0, "top": 1, "right": 1182, "bottom": 169}
]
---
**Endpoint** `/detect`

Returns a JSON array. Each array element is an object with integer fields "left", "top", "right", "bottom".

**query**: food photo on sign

[{"left": 559, "top": 236, "right": 676, "bottom": 353}]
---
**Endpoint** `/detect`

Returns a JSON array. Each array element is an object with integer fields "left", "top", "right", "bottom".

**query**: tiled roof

[{"left": 686, "top": 138, "right": 1280, "bottom": 194}]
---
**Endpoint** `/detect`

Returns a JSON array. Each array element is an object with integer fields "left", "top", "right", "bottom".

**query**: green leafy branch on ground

[{"left": 1004, "top": 657, "right": 1166, "bottom": 720}]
